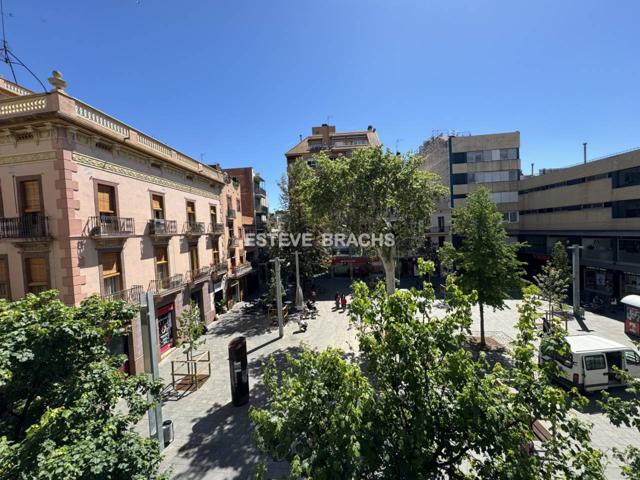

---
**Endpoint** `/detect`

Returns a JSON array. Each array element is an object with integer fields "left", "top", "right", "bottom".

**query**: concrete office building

[
  {"left": 0, "top": 73, "right": 247, "bottom": 373},
  {"left": 509, "top": 148, "right": 640, "bottom": 302},
  {"left": 422, "top": 131, "right": 521, "bottom": 247}
]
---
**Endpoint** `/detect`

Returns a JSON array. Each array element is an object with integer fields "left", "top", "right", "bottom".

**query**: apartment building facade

[
  {"left": 285, "top": 123, "right": 382, "bottom": 167},
  {"left": 508, "top": 148, "right": 640, "bottom": 302},
  {"left": 422, "top": 131, "right": 521, "bottom": 248},
  {"left": 0, "top": 74, "right": 245, "bottom": 373}
]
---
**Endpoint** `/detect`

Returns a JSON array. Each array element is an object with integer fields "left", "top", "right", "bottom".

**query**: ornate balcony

[
  {"left": 183, "top": 221, "right": 205, "bottom": 237},
  {"left": 209, "top": 223, "right": 225, "bottom": 236},
  {"left": 148, "top": 274, "right": 185, "bottom": 296},
  {"left": 187, "top": 265, "right": 211, "bottom": 284},
  {"left": 88, "top": 215, "right": 135, "bottom": 237},
  {"left": 212, "top": 262, "right": 228, "bottom": 278},
  {"left": 102, "top": 285, "right": 144, "bottom": 304},
  {"left": 0, "top": 214, "right": 50, "bottom": 240},
  {"left": 148, "top": 219, "right": 177, "bottom": 238},
  {"left": 254, "top": 186, "right": 266, "bottom": 197}
]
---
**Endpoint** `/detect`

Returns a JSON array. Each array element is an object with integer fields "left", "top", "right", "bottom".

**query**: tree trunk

[
  {"left": 479, "top": 302, "right": 486, "bottom": 348},
  {"left": 377, "top": 245, "right": 397, "bottom": 294}
]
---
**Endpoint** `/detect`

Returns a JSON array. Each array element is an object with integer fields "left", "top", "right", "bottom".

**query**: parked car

[{"left": 540, "top": 335, "right": 640, "bottom": 392}]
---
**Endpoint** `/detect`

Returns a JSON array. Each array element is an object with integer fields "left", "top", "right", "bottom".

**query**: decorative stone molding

[
  {"left": 75, "top": 103, "right": 130, "bottom": 137},
  {"left": 73, "top": 152, "right": 219, "bottom": 199},
  {"left": 0, "top": 151, "right": 57, "bottom": 166},
  {"left": 0, "top": 96, "right": 47, "bottom": 116}
]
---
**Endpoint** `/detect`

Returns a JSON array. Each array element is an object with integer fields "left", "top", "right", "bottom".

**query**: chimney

[
  {"left": 367, "top": 125, "right": 373, "bottom": 131},
  {"left": 531, "top": 163, "right": 534, "bottom": 176},
  {"left": 583, "top": 142, "right": 587, "bottom": 164}
]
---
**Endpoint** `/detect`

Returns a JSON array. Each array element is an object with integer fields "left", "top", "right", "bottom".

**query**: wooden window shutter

[
  {"left": 186, "top": 202, "right": 195, "bottom": 214},
  {"left": 152, "top": 195, "right": 163, "bottom": 211},
  {"left": 98, "top": 185, "right": 115, "bottom": 214},
  {"left": 101, "top": 253, "right": 120, "bottom": 278},
  {"left": 21, "top": 180, "right": 41, "bottom": 213},
  {"left": 0, "top": 258, "right": 7, "bottom": 282},
  {"left": 28, "top": 257, "right": 47, "bottom": 284}
]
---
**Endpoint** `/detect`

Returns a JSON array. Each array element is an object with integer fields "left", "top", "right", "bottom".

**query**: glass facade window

[
  {"left": 491, "top": 191, "right": 518, "bottom": 203},
  {"left": 466, "top": 148, "right": 518, "bottom": 163},
  {"left": 583, "top": 237, "right": 614, "bottom": 262},
  {"left": 613, "top": 199, "right": 640, "bottom": 218},
  {"left": 468, "top": 170, "right": 518, "bottom": 183},
  {"left": 613, "top": 166, "right": 640, "bottom": 188},
  {"left": 623, "top": 272, "right": 640, "bottom": 295},
  {"left": 502, "top": 211, "right": 519, "bottom": 223},
  {"left": 452, "top": 173, "right": 467, "bottom": 185},
  {"left": 619, "top": 239, "right": 640, "bottom": 264}
]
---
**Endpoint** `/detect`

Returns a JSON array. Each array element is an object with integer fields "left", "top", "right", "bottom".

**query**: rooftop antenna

[
  {"left": 583, "top": 142, "right": 587, "bottom": 164},
  {"left": 0, "top": 0, "right": 46, "bottom": 91},
  {"left": 326, "top": 115, "right": 333, "bottom": 124}
]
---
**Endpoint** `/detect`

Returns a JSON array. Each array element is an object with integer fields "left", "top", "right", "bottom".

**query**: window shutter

[
  {"left": 28, "top": 257, "right": 47, "bottom": 284},
  {"left": 0, "top": 259, "right": 6, "bottom": 282},
  {"left": 98, "top": 185, "right": 115, "bottom": 214},
  {"left": 22, "top": 181, "right": 41, "bottom": 213},
  {"left": 186, "top": 202, "right": 195, "bottom": 214},
  {"left": 152, "top": 195, "right": 163, "bottom": 211},
  {"left": 155, "top": 247, "right": 168, "bottom": 265},
  {"left": 101, "top": 253, "right": 120, "bottom": 278}
]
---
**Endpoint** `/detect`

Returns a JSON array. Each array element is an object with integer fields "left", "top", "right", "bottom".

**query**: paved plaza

[{"left": 149, "top": 277, "right": 640, "bottom": 479}]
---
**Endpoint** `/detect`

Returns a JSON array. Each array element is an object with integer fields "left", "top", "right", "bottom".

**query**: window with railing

[
  {"left": 98, "top": 184, "right": 117, "bottom": 217},
  {"left": 25, "top": 255, "right": 49, "bottom": 294},
  {"left": 189, "top": 245, "right": 199, "bottom": 272},
  {"left": 210, "top": 205, "right": 217, "bottom": 225},
  {"left": 101, "top": 252, "right": 122, "bottom": 296},
  {"left": 186, "top": 201, "right": 196, "bottom": 224},
  {"left": 155, "top": 246, "right": 169, "bottom": 281}
]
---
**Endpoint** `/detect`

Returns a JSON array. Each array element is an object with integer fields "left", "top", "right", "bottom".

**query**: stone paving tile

[{"left": 141, "top": 278, "right": 638, "bottom": 479}]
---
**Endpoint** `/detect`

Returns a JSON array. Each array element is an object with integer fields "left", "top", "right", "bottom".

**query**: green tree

[
  {"left": 551, "top": 240, "right": 572, "bottom": 283},
  {"left": 0, "top": 292, "right": 166, "bottom": 480},
  {"left": 251, "top": 262, "right": 605, "bottom": 479},
  {"left": 440, "top": 187, "right": 526, "bottom": 347},
  {"left": 298, "top": 147, "right": 447, "bottom": 293},
  {"left": 535, "top": 259, "right": 571, "bottom": 329},
  {"left": 177, "top": 301, "right": 205, "bottom": 385},
  {"left": 269, "top": 161, "right": 332, "bottom": 285}
]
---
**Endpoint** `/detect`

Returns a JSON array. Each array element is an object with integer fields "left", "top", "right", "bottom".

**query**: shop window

[
  {"left": 189, "top": 245, "right": 199, "bottom": 272},
  {"left": 0, "top": 256, "right": 9, "bottom": 299},
  {"left": 619, "top": 239, "right": 640, "bottom": 264},
  {"left": 155, "top": 246, "right": 169, "bottom": 280},
  {"left": 157, "top": 304, "right": 175, "bottom": 353},
  {"left": 623, "top": 272, "right": 640, "bottom": 295},
  {"left": 584, "top": 268, "right": 613, "bottom": 295},
  {"left": 186, "top": 201, "right": 196, "bottom": 223},
  {"left": 151, "top": 194, "right": 165, "bottom": 220},
  {"left": 101, "top": 252, "right": 122, "bottom": 295},
  {"left": 25, "top": 256, "right": 49, "bottom": 294}
]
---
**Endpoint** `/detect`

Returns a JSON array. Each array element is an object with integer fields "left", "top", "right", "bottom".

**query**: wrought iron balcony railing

[
  {"left": 148, "top": 274, "right": 185, "bottom": 295},
  {"left": 148, "top": 219, "right": 177, "bottom": 236},
  {"left": 254, "top": 186, "right": 267, "bottom": 197},
  {"left": 0, "top": 214, "right": 50, "bottom": 239},
  {"left": 187, "top": 265, "right": 211, "bottom": 283},
  {"left": 212, "top": 262, "right": 228, "bottom": 277},
  {"left": 88, "top": 215, "right": 135, "bottom": 237},
  {"left": 231, "top": 263, "right": 252, "bottom": 277},
  {"left": 102, "top": 285, "right": 144, "bottom": 304},
  {"left": 183, "top": 221, "right": 205, "bottom": 236},
  {"left": 209, "top": 223, "right": 225, "bottom": 235}
]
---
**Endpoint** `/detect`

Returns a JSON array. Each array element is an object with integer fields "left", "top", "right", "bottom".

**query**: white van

[{"left": 541, "top": 335, "right": 640, "bottom": 392}]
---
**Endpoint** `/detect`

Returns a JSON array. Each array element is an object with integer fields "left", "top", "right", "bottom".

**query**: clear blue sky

[{"left": 6, "top": 1, "right": 640, "bottom": 206}]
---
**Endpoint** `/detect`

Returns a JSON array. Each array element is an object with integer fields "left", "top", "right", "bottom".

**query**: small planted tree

[
  {"left": 440, "top": 187, "right": 526, "bottom": 347},
  {"left": 177, "top": 301, "right": 205, "bottom": 385},
  {"left": 535, "top": 260, "right": 571, "bottom": 330}
]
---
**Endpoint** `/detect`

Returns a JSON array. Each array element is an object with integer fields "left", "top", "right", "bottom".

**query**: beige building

[
  {"left": 285, "top": 123, "right": 381, "bottom": 167},
  {"left": 421, "top": 131, "right": 521, "bottom": 247},
  {"left": 0, "top": 73, "right": 246, "bottom": 373},
  {"left": 510, "top": 148, "right": 640, "bottom": 301}
]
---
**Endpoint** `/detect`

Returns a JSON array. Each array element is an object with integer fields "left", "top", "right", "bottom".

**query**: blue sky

[{"left": 6, "top": 1, "right": 640, "bottom": 206}]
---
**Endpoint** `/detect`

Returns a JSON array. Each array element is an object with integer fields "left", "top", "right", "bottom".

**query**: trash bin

[
  {"left": 162, "top": 419, "right": 174, "bottom": 446},
  {"left": 228, "top": 336, "right": 249, "bottom": 406}
]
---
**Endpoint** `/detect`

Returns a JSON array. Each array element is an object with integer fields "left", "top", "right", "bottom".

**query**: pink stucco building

[{"left": 0, "top": 73, "right": 250, "bottom": 373}]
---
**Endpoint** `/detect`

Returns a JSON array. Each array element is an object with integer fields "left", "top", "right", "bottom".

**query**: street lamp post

[
  {"left": 271, "top": 257, "right": 284, "bottom": 338},
  {"left": 294, "top": 251, "right": 304, "bottom": 311},
  {"left": 568, "top": 244, "right": 584, "bottom": 320}
]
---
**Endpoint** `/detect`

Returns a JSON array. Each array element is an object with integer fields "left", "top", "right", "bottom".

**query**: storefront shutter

[{"left": 21, "top": 180, "right": 41, "bottom": 213}]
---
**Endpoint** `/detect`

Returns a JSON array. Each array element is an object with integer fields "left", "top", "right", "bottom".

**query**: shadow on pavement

[{"left": 580, "top": 387, "right": 638, "bottom": 416}]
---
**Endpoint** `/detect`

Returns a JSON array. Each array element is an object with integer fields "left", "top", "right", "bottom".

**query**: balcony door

[
  {"left": 154, "top": 246, "right": 170, "bottom": 282},
  {"left": 18, "top": 178, "right": 44, "bottom": 237},
  {"left": 101, "top": 252, "right": 123, "bottom": 296},
  {"left": 151, "top": 194, "right": 165, "bottom": 220},
  {"left": 189, "top": 245, "right": 199, "bottom": 273},
  {"left": 186, "top": 201, "right": 196, "bottom": 224},
  {"left": 97, "top": 184, "right": 118, "bottom": 234}
]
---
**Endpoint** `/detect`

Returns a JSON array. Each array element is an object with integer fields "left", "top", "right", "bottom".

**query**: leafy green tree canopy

[
  {"left": 440, "top": 186, "right": 526, "bottom": 346},
  {"left": 0, "top": 292, "right": 166, "bottom": 480},
  {"left": 298, "top": 147, "right": 447, "bottom": 293}
]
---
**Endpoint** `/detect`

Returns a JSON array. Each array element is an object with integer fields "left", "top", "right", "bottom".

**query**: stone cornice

[
  {"left": 73, "top": 153, "right": 219, "bottom": 200},
  {"left": 0, "top": 150, "right": 57, "bottom": 165}
]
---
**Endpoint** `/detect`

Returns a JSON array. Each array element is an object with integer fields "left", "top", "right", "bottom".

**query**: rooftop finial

[{"left": 48, "top": 70, "right": 67, "bottom": 92}]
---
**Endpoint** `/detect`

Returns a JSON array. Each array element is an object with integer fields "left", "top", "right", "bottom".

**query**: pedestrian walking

[
  {"left": 335, "top": 292, "right": 340, "bottom": 310},
  {"left": 341, "top": 294, "right": 347, "bottom": 311}
]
